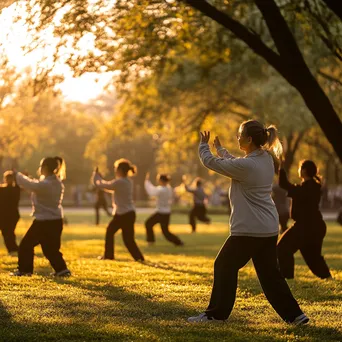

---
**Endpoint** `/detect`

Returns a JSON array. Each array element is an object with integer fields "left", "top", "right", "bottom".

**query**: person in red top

[{"left": 277, "top": 160, "right": 332, "bottom": 279}]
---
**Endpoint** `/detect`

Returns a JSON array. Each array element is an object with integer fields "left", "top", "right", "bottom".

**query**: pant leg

[
  {"left": 121, "top": 211, "right": 144, "bottom": 261},
  {"left": 95, "top": 204, "right": 100, "bottom": 225},
  {"left": 18, "top": 220, "right": 41, "bottom": 273},
  {"left": 160, "top": 214, "right": 183, "bottom": 246},
  {"left": 252, "top": 236, "right": 303, "bottom": 322},
  {"left": 196, "top": 205, "right": 211, "bottom": 224},
  {"left": 205, "top": 236, "right": 253, "bottom": 320},
  {"left": 279, "top": 213, "right": 289, "bottom": 234},
  {"left": 1, "top": 217, "right": 19, "bottom": 252},
  {"left": 277, "top": 225, "right": 301, "bottom": 279},
  {"left": 189, "top": 207, "right": 196, "bottom": 232},
  {"left": 145, "top": 213, "right": 159, "bottom": 242},
  {"left": 40, "top": 219, "right": 68, "bottom": 273},
  {"left": 104, "top": 216, "right": 121, "bottom": 259},
  {"left": 299, "top": 221, "right": 331, "bottom": 279}
]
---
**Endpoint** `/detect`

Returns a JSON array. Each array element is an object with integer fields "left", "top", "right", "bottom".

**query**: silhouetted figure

[
  {"left": 11, "top": 157, "right": 71, "bottom": 277},
  {"left": 94, "top": 186, "right": 111, "bottom": 225},
  {"left": 337, "top": 208, "right": 342, "bottom": 226},
  {"left": 93, "top": 159, "right": 144, "bottom": 261},
  {"left": 189, "top": 121, "right": 308, "bottom": 325},
  {"left": 145, "top": 173, "right": 183, "bottom": 246},
  {"left": 0, "top": 171, "right": 20, "bottom": 254},
  {"left": 183, "top": 177, "right": 211, "bottom": 232},
  {"left": 272, "top": 183, "right": 290, "bottom": 233},
  {"left": 277, "top": 160, "right": 331, "bottom": 280}
]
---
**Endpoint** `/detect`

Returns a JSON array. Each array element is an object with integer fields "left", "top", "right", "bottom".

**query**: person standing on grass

[
  {"left": 182, "top": 176, "right": 211, "bottom": 233},
  {"left": 10, "top": 157, "right": 71, "bottom": 277},
  {"left": 93, "top": 158, "right": 144, "bottom": 261},
  {"left": 272, "top": 183, "right": 290, "bottom": 234},
  {"left": 277, "top": 160, "right": 332, "bottom": 280},
  {"left": 0, "top": 171, "right": 21, "bottom": 255},
  {"left": 188, "top": 120, "right": 308, "bottom": 325},
  {"left": 144, "top": 172, "right": 184, "bottom": 246},
  {"left": 93, "top": 181, "right": 112, "bottom": 226}
]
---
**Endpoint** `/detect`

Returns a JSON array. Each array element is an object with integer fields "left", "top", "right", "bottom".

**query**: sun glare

[{"left": 0, "top": 3, "right": 111, "bottom": 103}]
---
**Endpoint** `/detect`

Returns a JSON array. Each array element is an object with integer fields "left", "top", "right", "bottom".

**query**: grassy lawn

[{"left": 0, "top": 212, "right": 341, "bottom": 342}]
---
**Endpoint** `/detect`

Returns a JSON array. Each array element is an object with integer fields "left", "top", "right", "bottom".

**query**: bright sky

[{"left": 0, "top": 3, "right": 113, "bottom": 103}]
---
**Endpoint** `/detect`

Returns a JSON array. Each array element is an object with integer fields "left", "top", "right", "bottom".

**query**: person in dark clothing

[
  {"left": 93, "top": 159, "right": 144, "bottom": 261},
  {"left": 94, "top": 187, "right": 111, "bottom": 225},
  {"left": 145, "top": 173, "right": 183, "bottom": 246},
  {"left": 0, "top": 171, "right": 20, "bottom": 254},
  {"left": 272, "top": 183, "right": 290, "bottom": 234},
  {"left": 182, "top": 176, "right": 211, "bottom": 233},
  {"left": 11, "top": 157, "right": 71, "bottom": 277},
  {"left": 277, "top": 160, "right": 331, "bottom": 280}
]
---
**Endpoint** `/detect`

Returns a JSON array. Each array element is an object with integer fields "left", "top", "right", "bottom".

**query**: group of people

[{"left": 0, "top": 119, "right": 334, "bottom": 326}]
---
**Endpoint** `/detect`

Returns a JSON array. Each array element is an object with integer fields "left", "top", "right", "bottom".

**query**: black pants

[
  {"left": 205, "top": 235, "right": 303, "bottom": 321},
  {"left": 277, "top": 220, "right": 331, "bottom": 279},
  {"left": 145, "top": 213, "right": 183, "bottom": 246},
  {"left": 104, "top": 211, "right": 144, "bottom": 261},
  {"left": 0, "top": 217, "right": 19, "bottom": 253},
  {"left": 95, "top": 199, "right": 111, "bottom": 225},
  {"left": 279, "top": 212, "right": 289, "bottom": 234},
  {"left": 18, "top": 219, "right": 67, "bottom": 274},
  {"left": 189, "top": 204, "right": 211, "bottom": 232}
]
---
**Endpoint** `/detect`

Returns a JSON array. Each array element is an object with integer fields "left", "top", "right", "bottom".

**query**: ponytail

[
  {"left": 265, "top": 125, "right": 283, "bottom": 158},
  {"left": 54, "top": 156, "right": 66, "bottom": 181},
  {"left": 241, "top": 120, "right": 283, "bottom": 158}
]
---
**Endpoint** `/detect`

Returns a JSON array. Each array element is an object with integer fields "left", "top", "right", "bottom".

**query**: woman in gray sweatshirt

[{"left": 188, "top": 120, "right": 308, "bottom": 325}]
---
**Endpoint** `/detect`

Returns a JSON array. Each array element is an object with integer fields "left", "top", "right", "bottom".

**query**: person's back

[
  {"left": 112, "top": 177, "right": 134, "bottom": 215},
  {"left": 228, "top": 150, "right": 278, "bottom": 237},
  {"left": 28, "top": 175, "right": 64, "bottom": 220}
]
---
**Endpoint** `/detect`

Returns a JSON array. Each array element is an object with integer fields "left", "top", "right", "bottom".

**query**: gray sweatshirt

[
  {"left": 16, "top": 173, "right": 64, "bottom": 221},
  {"left": 93, "top": 174, "right": 135, "bottom": 215},
  {"left": 184, "top": 184, "right": 208, "bottom": 205},
  {"left": 199, "top": 143, "right": 279, "bottom": 237}
]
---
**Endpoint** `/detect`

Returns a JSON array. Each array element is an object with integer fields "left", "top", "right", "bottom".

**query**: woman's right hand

[
  {"left": 145, "top": 172, "right": 150, "bottom": 181},
  {"left": 213, "top": 136, "right": 222, "bottom": 150}
]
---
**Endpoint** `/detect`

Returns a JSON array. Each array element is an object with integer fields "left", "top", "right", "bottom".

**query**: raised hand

[
  {"left": 181, "top": 175, "right": 187, "bottom": 184},
  {"left": 199, "top": 131, "right": 210, "bottom": 144},
  {"left": 145, "top": 172, "right": 150, "bottom": 180},
  {"left": 213, "top": 136, "right": 222, "bottom": 150}
]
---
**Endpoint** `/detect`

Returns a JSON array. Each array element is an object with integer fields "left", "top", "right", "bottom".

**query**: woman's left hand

[{"left": 199, "top": 131, "right": 210, "bottom": 144}]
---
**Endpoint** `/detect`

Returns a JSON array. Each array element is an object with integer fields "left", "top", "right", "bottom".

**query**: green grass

[{"left": 0, "top": 212, "right": 341, "bottom": 342}]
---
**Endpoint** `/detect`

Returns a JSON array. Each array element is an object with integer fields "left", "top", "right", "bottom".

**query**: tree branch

[{"left": 178, "top": 0, "right": 288, "bottom": 79}]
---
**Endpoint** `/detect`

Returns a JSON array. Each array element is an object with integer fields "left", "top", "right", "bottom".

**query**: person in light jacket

[
  {"left": 11, "top": 157, "right": 70, "bottom": 277},
  {"left": 93, "top": 158, "right": 144, "bottom": 261},
  {"left": 188, "top": 120, "right": 308, "bottom": 325},
  {"left": 145, "top": 173, "right": 183, "bottom": 246}
]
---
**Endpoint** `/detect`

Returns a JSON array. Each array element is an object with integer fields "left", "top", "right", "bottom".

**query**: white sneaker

[
  {"left": 291, "top": 314, "right": 309, "bottom": 325},
  {"left": 188, "top": 312, "right": 225, "bottom": 323}
]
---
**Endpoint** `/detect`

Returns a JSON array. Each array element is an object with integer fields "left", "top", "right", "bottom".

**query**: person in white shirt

[
  {"left": 92, "top": 158, "right": 144, "bottom": 261},
  {"left": 188, "top": 120, "right": 308, "bottom": 325},
  {"left": 182, "top": 176, "right": 211, "bottom": 232},
  {"left": 144, "top": 173, "right": 183, "bottom": 246},
  {"left": 11, "top": 157, "right": 70, "bottom": 277}
]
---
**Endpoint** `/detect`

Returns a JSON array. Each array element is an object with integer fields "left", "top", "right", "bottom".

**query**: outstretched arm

[
  {"left": 15, "top": 173, "right": 45, "bottom": 192},
  {"left": 199, "top": 132, "right": 250, "bottom": 181},
  {"left": 213, "top": 136, "right": 236, "bottom": 159},
  {"left": 145, "top": 179, "right": 159, "bottom": 196}
]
